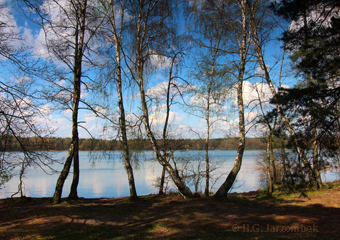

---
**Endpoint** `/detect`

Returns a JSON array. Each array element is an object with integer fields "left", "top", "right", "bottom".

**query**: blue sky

[{"left": 1, "top": 0, "right": 295, "bottom": 140}]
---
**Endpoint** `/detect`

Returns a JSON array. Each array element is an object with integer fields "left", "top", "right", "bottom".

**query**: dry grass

[{"left": 1, "top": 180, "right": 340, "bottom": 239}]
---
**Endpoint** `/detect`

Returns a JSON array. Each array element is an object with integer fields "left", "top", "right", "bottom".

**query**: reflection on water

[{"left": 1, "top": 150, "right": 339, "bottom": 199}]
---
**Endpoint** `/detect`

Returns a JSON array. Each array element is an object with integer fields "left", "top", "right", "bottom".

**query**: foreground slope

[{"left": 1, "top": 181, "right": 340, "bottom": 239}]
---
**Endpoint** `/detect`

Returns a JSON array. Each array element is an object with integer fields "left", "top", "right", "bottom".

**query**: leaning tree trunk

[
  {"left": 68, "top": 136, "right": 79, "bottom": 200},
  {"left": 214, "top": 75, "right": 246, "bottom": 197},
  {"left": 52, "top": 144, "right": 75, "bottom": 204},
  {"left": 250, "top": 13, "right": 316, "bottom": 187},
  {"left": 55, "top": 43, "right": 82, "bottom": 202},
  {"left": 68, "top": 1, "right": 87, "bottom": 200},
  {"left": 138, "top": 78, "right": 193, "bottom": 198},
  {"left": 68, "top": 82, "right": 80, "bottom": 200},
  {"left": 136, "top": 53, "right": 193, "bottom": 198},
  {"left": 131, "top": 1, "right": 193, "bottom": 198},
  {"left": 214, "top": 0, "right": 248, "bottom": 197},
  {"left": 116, "top": 50, "right": 138, "bottom": 200},
  {"left": 159, "top": 51, "right": 181, "bottom": 197},
  {"left": 158, "top": 165, "right": 166, "bottom": 195},
  {"left": 105, "top": 0, "right": 138, "bottom": 200}
]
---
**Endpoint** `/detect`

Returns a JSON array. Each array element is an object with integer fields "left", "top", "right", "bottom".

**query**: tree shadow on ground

[{"left": 0, "top": 191, "right": 339, "bottom": 240}]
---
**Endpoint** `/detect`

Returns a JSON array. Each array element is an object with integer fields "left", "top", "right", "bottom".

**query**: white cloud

[
  {"left": 149, "top": 111, "right": 185, "bottom": 126},
  {"left": 12, "top": 76, "right": 31, "bottom": 84},
  {"left": 54, "top": 89, "right": 72, "bottom": 102},
  {"left": 94, "top": 106, "right": 108, "bottom": 116},
  {"left": 56, "top": 80, "right": 67, "bottom": 87},
  {"left": 62, "top": 109, "right": 72, "bottom": 116},
  {"left": 33, "top": 28, "right": 50, "bottom": 58},
  {"left": 146, "top": 80, "right": 188, "bottom": 100},
  {"left": 84, "top": 111, "right": 97, "bottom": 122},
  {"left": 0, "top": 5, "right": 18, "bottom": 32},
  {"left": 149, "top": 104, "right": 166, "bottom": 114},
  {"left": 255, "top": 65, "right": 270, "bottom": 75},
  {"left": 147, "top": 50, "right": 173, "bottom": 70},
  {"left": 146, "top": 81, "right": 168, "bottom": 98},
  {"left": 34, "top": 0, "right": 105, "bottom": 67},
  {"left": 81, "top": 91, "right": 88, "bottom": 99},
  {"left": 245, "top": 111, "right": 260, "bottom": 125},
  {"left": 0, "top": 4, "right": 34, "bottom": 60},
  {"left": 28, "top": 103, "right": 73, "bottom": 137},
  {"left": 22, "top": 27, "right": 34, "bottom": 48},
  {"left": 231, "top": 81, "right": 274, "bottom": 109},
  {"left": 39, "top": 104, "right": 53, "bottom": 116},
  {"left": 53, "top": 118, "right": 71, "bottom": 136},
  {"left": 189, "top": 85, "right": 230, "bottom": 109}
]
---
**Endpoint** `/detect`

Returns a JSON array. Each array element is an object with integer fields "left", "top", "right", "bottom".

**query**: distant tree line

[{"left": 1, "top": 136, "right": 290, "bottom": 152}]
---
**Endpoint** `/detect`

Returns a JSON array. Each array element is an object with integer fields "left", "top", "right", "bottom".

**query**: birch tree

[
  {"left": 202, "top": 0, "right": 250, "bottom": 197},
  {"left": 251, "top": 0, "right": 334, "bottom": 188},
  {"left": 26, "top": 0, "right": 104, "bottom": 203},
  {"left": 124, "top": 0, "right": 194, "bottom": 198},
  {"left": 186, "top": 1, "right": 231, "bottom": 196},
  {"left": 99, "top": 0, "right": 138, "bottom": 200}
]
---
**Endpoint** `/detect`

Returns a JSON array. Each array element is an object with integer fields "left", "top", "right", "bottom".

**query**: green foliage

[
  {"left": 273, "top": 0, "right": 340, "bottom": 82},
  {"left": 270, "top": 0, "right": 340, "bottom": 189},
  {"left": 271, "top": 86, "right": 340, "bottom": 151}
]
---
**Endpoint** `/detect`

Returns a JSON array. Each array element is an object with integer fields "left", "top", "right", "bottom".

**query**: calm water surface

[{"left": 1, "top": 150, "right": 339, "bottom": 199}]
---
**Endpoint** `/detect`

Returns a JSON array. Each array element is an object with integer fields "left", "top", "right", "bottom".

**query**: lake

[{"left": 1, "top": 150, "right": 339, "bottom": 199}]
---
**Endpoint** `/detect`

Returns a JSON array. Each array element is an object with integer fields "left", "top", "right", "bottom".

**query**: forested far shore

[{"left": 1, "top": 136, "right": 289, "bottom": 152}]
